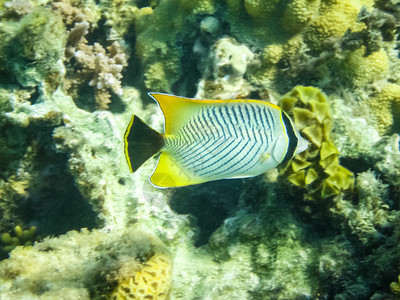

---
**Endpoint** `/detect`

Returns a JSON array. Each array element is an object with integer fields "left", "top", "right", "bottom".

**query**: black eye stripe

[{"left": 281, "top": 111, "right": 298, "bottom": 165}]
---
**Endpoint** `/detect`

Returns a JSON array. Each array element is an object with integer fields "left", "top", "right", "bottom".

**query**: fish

[{"left": 124, "top": 93, "right": 308, "bottom": 188}]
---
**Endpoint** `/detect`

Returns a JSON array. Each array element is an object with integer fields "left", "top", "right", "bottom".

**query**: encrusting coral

[{"left": 278, "top": 86, "right": 354, "bottom": 201}]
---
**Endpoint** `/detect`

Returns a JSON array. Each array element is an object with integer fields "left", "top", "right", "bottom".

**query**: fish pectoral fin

[
  {"left": 271, "top": 135, "right": 286, "bottom": 164},
  {"left": 259, "top": 152, "right": 271, "bottom": 162},
  {"left": 150, "top": 152, "right": 207, "bottom": 188}
]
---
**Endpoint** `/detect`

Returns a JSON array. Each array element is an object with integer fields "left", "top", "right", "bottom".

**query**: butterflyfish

[{"left": 124, "top": 93, "right": 308, "bottom": 188}]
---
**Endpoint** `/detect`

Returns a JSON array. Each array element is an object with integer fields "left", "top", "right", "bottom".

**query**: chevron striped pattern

[{"left": 164, "top": 102, "right": 287, "bottom": 181}]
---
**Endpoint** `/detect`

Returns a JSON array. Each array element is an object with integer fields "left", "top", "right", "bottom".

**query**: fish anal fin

[{"left": 150, "top": 152, "right": 206, "bottom": 188}]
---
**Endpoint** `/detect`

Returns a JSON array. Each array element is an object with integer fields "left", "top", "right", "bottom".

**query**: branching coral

[
  {"left": 52, "top": 0, "right": 127, "bottom": 110},
  {"left": 66, "top": 41, "right": 128, "bottom": 110},
  {"left": 52, "top": 0, "right": 94, "bottom": 58},
  {"left": 51, "top": 0, "right": 100, "bottom": 27},
  {"left": 0, "top": 0, "right": 400, "bottom": 298}
]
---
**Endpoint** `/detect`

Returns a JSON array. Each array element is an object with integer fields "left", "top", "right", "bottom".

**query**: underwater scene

[{"left": 0, "top": 0, "right": 400, "bottom": 299}]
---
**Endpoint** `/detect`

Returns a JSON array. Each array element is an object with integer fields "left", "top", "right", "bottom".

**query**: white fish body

[{"left": 124, "top": 93, "right": 308, "bottom": 188}]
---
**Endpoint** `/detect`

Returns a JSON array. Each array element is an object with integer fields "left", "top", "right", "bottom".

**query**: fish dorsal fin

[
  {"left": 149, "top": 93, "right": 202, "bottom": 135},
  {"left": 150, "top": 152, "right": 207, "bottom": 188},
  {"left": 149, "top": 93, "right": 282, "bottom": 135}
]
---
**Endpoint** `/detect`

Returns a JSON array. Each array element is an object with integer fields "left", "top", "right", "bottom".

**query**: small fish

[{"left": 124, "top": 93, "right": 308, "bottom": 188}]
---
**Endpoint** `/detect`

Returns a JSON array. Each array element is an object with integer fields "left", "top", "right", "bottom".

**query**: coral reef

[
  {"left": 0, "top": 228, "right": 171, "bottom": 299},
  {"left": 0, "top": 0, "right": 400, "bottom": 299}
]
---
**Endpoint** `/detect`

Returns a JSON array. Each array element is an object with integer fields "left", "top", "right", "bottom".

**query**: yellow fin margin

[
  {"left": 124, "top": 115, "right": 134, "bottom": 173},
  {"left": 150, "top": 152, "right": 207, "bottom": 188},
  {"left": 148, "top": 93, "right": 281, "bottom": 135}
]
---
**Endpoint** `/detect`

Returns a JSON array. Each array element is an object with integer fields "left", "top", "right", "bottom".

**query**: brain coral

[{"left": 111, "top": 253, "right": 172, "bottom": 300}]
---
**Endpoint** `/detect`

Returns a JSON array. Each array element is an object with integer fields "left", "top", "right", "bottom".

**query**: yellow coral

[
  {"left": 279, "top": 86, "right": 354, "bottom": 200},
  {"left": 343, "top": 47, "right": 389, "bottom": 87},
  {"left": 1, "top": 225, "right": 37, "bottom": 253},
  {"left": 261, "top": 44, "right": 283, "bottom": 65},
  {"left": 391, "top": 275, "right": 400, "bottom": 296},
  {"left": 191, "top": 0, "right": 215, "bottom": 14},
  {"left": 247, "top": 44, "right": 284, "bottom": 87},
  {"left": 244, "top": 0, "right": 279, "bottom": 20},
  {"left": 282, "top": 0, "right": 320, "bottom": 33},
  {"left": 304, "top": 0, "right": 373, "bottom": 49},
  {"left": 368, "top": 83, "right": 400, "bottom": 135},
  {"left": 111, "top": 253, "right": 172, "bottom": 300}
]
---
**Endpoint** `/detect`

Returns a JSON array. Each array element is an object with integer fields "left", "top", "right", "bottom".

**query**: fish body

[{"left": 124, "top": 93, "right": 308, "bottom": 188}]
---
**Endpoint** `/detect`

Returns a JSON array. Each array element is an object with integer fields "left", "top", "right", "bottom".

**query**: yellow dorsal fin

[
  {"left": 149, "top": 93, "right": 201, "bottom": 135},
  {"left": 148, "top": 92, "right": 282, "bottom": 134},
  {"left": 150, "top": 152, "right": 207, "bottom": 188}
]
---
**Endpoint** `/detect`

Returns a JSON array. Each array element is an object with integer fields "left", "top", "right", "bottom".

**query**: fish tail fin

[{"left": 124, "top": 115, "right": 164, "bottom": 173}]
